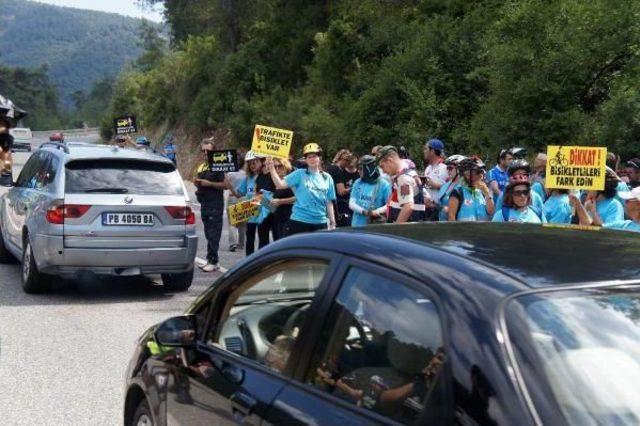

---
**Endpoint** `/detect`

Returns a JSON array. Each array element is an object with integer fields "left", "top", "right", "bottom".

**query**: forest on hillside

[{"left": 103, "top": 0, "right": 639, "bottom": 159}]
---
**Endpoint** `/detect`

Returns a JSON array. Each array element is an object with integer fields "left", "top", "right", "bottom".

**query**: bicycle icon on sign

[{"left": 550, "top": 149, "right": 569, "bottom": 167}]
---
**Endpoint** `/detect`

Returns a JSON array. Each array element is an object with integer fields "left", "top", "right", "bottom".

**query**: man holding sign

[{"left": 194, "top": 139, "right": 227, "bottom": 272}]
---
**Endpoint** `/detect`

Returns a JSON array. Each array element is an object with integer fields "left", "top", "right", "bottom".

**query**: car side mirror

[{"left": 154, "top": 315, "right": 196, "bottom": 348}]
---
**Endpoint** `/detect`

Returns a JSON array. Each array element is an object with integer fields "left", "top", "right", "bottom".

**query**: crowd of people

[{"left": 192, "top": 137, "right": 640, "bottom": 272}]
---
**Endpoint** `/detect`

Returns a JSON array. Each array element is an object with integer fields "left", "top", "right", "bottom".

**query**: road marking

[{"left": 195, "top": 256, "right": 228, "bottom": 273}]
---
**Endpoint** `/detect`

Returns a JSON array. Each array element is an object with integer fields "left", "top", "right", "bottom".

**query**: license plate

[{"left": 102, "top": 213, "right": 154, "bottom": 226}]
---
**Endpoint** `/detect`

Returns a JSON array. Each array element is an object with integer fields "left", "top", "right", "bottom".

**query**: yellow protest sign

[
  {"left": 545, "top": 145, "right": 607, "bottom": 191},
  {"left": 228, "top": 200, "right": 260, "bottom": 226},
  {"left": 251, "top": 124, "right": 294, "bottom": 159}
]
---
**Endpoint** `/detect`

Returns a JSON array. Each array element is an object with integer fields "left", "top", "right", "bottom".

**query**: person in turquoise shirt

[
  {"left": 492, "top": 180, "right": 546, "bottom": 223},
  {"left": 601, "top": 187, "right": 640, "bottom": 232},
  {"left": 233, "top": 150, "right": 266, "bottom": 256},
  {"left": 543, "top": 189, "right": 573, "bottom": 224},
  {"left": 615, "top": 180, "right": 630, "bottom": 205},
  {"left": 494, "top": 159, "right": 545, "bottom": 216},
  {"left": 582, "top": 170, "right": 624, "bottom": 225},
  {"left": 349, "top": 155, "right": 392, "bottom": 226},
  {"left": 448, "top": 157, "right": 495, "bottom": 221},
  {"left": 268, "top": 143, "right": 337, "bottom": 236},
  {"left": 437, "top": 155, "right": 465, "bottom": 221}
]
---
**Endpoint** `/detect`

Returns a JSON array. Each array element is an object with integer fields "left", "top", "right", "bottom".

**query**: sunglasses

[{"left": 513, "top": 189, "right": 530, "bottom": 197}]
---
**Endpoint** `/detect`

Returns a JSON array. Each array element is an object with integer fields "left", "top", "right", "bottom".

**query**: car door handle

[{"left": 230, "top": 391, "right": 257, "bottom": 417}]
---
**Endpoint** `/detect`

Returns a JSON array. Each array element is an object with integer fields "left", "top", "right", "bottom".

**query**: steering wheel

[{"left": 282, "top": 304, "right": 310, "bottom": 337}]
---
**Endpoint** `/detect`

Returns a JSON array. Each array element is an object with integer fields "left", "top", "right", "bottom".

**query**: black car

[{"left": 124, "top": 223, "right": 640, "bottom": 425}]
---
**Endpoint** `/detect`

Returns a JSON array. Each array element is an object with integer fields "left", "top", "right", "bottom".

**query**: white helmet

[
  {"left": 445, "top": 154, "right": 466, "bottom": 165},
  {"left": 244, "top": 150, "right": 266, "bottom": 162}
]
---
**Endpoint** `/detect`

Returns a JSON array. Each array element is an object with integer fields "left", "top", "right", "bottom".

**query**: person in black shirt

[
  {"left": 254, "top": 159, "right": 276, "bottom": 250},
  {"left": 337, "top": 154, "right": 360, "bottom": 227},
  {"left": 194, "top": 140, "right": 227, "bottom": 272},
  {"left": 269, "top": 158, "right": 296, "bottom": 240},
  {"left": 326, "top": 149, "right": 354, "bottom": 227}
]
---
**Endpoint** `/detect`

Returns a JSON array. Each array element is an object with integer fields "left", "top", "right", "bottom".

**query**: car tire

[
  {"left": 131, "top": 398, "right": 154, "bottom": 426},
  {"left": 161, "top": 269, "right": 194, "bottom": 292},
  {"left": 0, "top": 222, "right": 15, "bottom": 263},
  {"left": 22, "top": 239, "right": 50, "bottom": 294}
]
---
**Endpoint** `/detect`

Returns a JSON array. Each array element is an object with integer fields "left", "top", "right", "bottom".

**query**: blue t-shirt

[
  {"left": 596, "top": 197, "right": 624, "bottom": 224},
  {"left": 284, "top": 169, "right": 337, "bottom": 224},
  {"left": 604, "top": 220, "right": 640, "bottom": 233},
  {"left": 615, "top": 181, "right": 630, "bottom": 205},
  {"left": 451, "top": 185, "right": 489, "bottom": 222},
  {"left": 531, "top": 181, "right": 546, "bottom": 202},
  {"left": 543, "top": 194, "right": 572, "bottom": 224},
  {"left": 496, "top": 191, "right": 545, "bottom": 215},
  {"left": 235, "top": 175, "right": 260, "bottom": 224},
  {"left": 487, "top": 166, "right": 509, "bottom": 194},
  {"left": 437, "top": 180, "right": 459, "bottom": 221},
  {"left": 349, "top": 178, "right": 392, "bottom": 227},
  {"left": 492, "top": 206, "right": 546, "bottom": 223}
]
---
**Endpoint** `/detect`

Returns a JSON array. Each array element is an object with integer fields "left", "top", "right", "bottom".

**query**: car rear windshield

[
  {"left": 65, "top": 159, "right": 184, "bottom": 196},
  {"left": 507, "top": 286, "right": 640, "bottom": 424}
]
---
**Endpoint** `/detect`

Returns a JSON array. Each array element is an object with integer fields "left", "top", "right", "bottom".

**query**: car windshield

[
  {"left": 507, "top": 286, "right": 640, "bottom": 425},
  {"left": 65, "top": 159, "right": 184, "bottom": 196}
]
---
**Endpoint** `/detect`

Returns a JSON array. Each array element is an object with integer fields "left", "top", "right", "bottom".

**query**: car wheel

[
  {"left": 161, "top": 269, "right": 194, "bottom": 292},
  {"left": 0, "top": 222, "right": 15, "bottom": 263},
  {"left": 131, "top": 398, "right": 154, "bottom": 426},
  {"left": 22, "top": 239, "right": 50, "bottom": 294}
]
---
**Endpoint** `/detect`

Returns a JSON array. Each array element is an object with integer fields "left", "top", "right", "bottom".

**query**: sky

[{"left": 35, "top": 0, "right": 164, "bottom": 22}]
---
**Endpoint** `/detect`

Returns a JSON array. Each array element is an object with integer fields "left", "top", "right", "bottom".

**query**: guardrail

[{"left": 32, "top": 127, "right": 100, "bottom": 137}]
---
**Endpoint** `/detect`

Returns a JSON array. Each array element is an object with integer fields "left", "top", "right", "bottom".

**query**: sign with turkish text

[
  {"left": 208, "top": 149, "right": 239, "bottom": 172},
  {"left": 251, "top": 124, "right": 293, "bottom": 159},
  {"left": 114, "top": 115, "right": 137, "bottom": 135},
  {"left": 545, "top": 145, "right": 607, "bottom": 191},
  {"left": 228, "top": 199, "right": 260, "bottom": 226}
]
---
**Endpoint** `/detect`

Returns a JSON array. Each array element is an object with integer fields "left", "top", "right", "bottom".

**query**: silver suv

[{"left": 0, "top": 142, "right": 198, "bottom": 293}]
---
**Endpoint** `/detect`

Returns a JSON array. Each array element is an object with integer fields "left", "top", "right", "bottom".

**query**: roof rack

[{"left": 40, "top": 142, "right": 69, "bottom": 154}]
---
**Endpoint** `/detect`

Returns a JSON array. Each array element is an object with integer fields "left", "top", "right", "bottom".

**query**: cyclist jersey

[
  {"left": 495, "top": 190, "right": 545, "bottom": 214},
  {"left": 543, "top": 194, "right": 572, "bottom": 224},
  {"left": 604, "top": 220, "right": 640, "bottom": 233},
  {"left": 284, "top": 168, "right": 336, "bottom": 224},
  {"left": 450, "top": 185, "right": 489, "bottom": 222},
  {"left": 487, "top": 165, "right": 509, "bottom": 200},
  {"left": 595, "top": 197, "right": 624, "bottom": 224},
  {"left": 492, "top": 206, "right": 546, "bottom": 223},
  {"left": 388, "top": 168, "right": 426, "bottom": 223},
  {"left": 437, "top": 180, "right": 459, "bottom": 221},
  {"left": 349, "top": 178, "right": 392, "bottom": 227}
]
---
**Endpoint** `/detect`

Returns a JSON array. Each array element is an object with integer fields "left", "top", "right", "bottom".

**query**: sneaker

[{"left": 201, "top": 263, "right": 221, "bottom": 272}]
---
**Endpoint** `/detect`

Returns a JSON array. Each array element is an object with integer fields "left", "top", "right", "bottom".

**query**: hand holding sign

[{"left": 251, "top": 125, "right": 294, "bottom": 159}]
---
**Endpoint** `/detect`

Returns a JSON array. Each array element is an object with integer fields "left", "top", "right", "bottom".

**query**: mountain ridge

[{"left": 0, "top": 0, "right": 156, "bottom": 107}]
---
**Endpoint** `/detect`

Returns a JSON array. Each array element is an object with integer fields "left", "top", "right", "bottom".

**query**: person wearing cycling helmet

[
  {"left": 49, "top": 132, "right": 64, "bottom": 143},
  {"left": 448, "top": 156, "right": 494, "bottom": 221},
  {"left": 492, "top": 178, "right": 546, "bottom": 223},
  {"left": 267, "top": 142, "right": 337, "bottom": 235},
  {"left": 487, "top": 149, "right": 513, "bottom": 201},
  {"left": 494, "top": 159, "right": 545, "bottom": 216},
  {"left": 437, "top": 155, "right": 465, "bottom": 221},
  {"left": 422, "top": 138, "right": 448, "bottom": 220},
  {"left": 377, "top": 145, "right": 427, "bottom": 223},
  {"left": 349, "top": 155, "right": 392, "bottom": 226},
  {"left": 135, "top": 136, "right": 155, "bottom": 152}
]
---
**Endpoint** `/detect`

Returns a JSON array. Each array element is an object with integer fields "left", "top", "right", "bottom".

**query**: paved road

[{"left": 0, "top": 145, "right": 245, "bottom": 424}]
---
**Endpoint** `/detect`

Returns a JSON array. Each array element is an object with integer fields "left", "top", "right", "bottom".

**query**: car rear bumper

[{"left": 33, "top": 233, "right": 198, "bottom": 277}]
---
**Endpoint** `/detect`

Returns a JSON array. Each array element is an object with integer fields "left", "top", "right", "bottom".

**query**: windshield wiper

[{"left": 84, "top": 187, "right": 129, "bottom": 193}]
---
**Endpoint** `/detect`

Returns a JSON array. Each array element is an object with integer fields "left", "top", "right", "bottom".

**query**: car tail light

[
  {"left": 165, "top": 206, "right": 196, "bottom": 225},
  {"left": 46, "top": 204, "right": 91, "bottom": 224}
]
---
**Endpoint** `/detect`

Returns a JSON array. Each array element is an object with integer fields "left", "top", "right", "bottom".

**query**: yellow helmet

[{"left": 303, "top": 142, "right": 322, "bottom": 156}]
